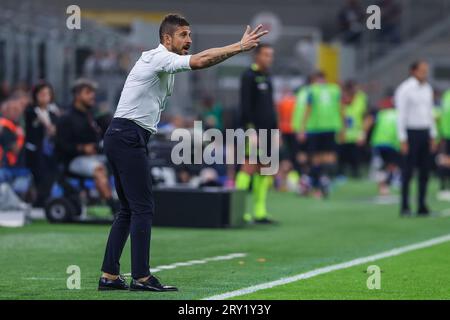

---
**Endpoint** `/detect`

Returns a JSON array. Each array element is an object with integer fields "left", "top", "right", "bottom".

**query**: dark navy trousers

[
  {"left": 401, "top": 129, "right": 431, "bottom": 211},
  {"left": 101, "top": 118, "right": 153, "bottom": 279}
]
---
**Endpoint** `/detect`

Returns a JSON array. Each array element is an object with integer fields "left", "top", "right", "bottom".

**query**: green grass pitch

[{"left": 1, "top": 179, "right": 450, "bottom": 300}]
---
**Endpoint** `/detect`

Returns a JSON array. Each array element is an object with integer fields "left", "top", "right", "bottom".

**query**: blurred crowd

[
  {"left": 2, "top": 69, "right": 450, "bottom": 210},
  {"left": 0, "top": 76, "right": 230, "bottom": 210},
  {"left": 274, "top": 67, "right": 450, "bottom": 208}
]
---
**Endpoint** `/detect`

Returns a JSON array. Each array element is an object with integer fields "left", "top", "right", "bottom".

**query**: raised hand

[{"left": 240, "top": 24, "right": 269, "bottom": 52}]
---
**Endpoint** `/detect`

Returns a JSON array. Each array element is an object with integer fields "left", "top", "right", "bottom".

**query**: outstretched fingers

[
  {"left": 250, "top": 24, "right": 263, "bottom": 35},
  {"left": 253, "top": 30, "right": 269, "bottom": 39}
]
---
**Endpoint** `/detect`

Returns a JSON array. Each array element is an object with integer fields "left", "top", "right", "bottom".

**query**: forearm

[
  {"left": 190, "top": 42, "right": 241, "bottom": 70},
  {"left": 397, "top": 115, "right": 407, "bottom": 142},
  {"left": 430, "top": 112, "right": 438, "bottom": 139}
]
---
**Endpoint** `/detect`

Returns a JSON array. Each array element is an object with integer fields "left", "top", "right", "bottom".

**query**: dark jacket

[
  {"left": 25, "top": 105, "right": 59, "bottom": 167},
  {"left": 240, "top": 64, "right": 277, "bottom": 130},
  {"left": 55, "top": 106, "right": 102, "bottom": 165}
]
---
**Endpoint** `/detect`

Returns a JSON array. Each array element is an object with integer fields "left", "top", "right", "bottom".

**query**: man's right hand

[
  {"left": 240, "top": 24, "right": 269, "bottom": 52},
  {"left": 400, "top": 141, "right": 409, "bottom": 155},
  {"left": 190, "top": 25, "right": 268, "bottom": 70}
]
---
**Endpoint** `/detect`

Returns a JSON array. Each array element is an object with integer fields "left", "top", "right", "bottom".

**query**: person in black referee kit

[
  {"left": 98, "top": 14, "right": 268, "bottom": 291},
  {"left": 395, "top": 61, "right": 437, "bottom": 217}
]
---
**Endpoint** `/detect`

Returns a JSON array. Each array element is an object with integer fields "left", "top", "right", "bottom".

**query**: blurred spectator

[
  {"left": 55, "top": 79, "right": 117, "bottom": 213},
  {"left": 277, "top": 87, "right": 299, "bottom": 174},
  {"left": 199, "top": 168, "right": 221, "bottom": 188},
  {"left": 298, "top": 71, "right": 343, "bottom": 198},
  {"left": 367, "top": 94, "right": 400, "bottom": 195},
  {"left": 10, "top": 87, "right": 31, "bottom": 116},
  {"left": 395, "top": 61, "right": 436, "bottom": 216},
  {"left": 0, "top": 98, "right": 25, "bottom": 168},
  {"left": 338, "top": 0, "right": 365, "bottom": 45},
  {"left": 293, "top": 75, "right": 315, "bottom": 186},
  {"left": 378, "top": 0, "right": 402, "bottom": 44},
  {"left": 25, "top": 82, "right": 60, "bottom": 207},
  {"left": 338, "top": 80, "right": 368, "bottom": 178},
  {"left": 436, "top": 89, "right": 450, "bottom": 198},
  {"left": 200, "top": 95, "right": 223, "bottom": 131},
  {"left": 0, "top": 81, "right": 11, "bottom": 103}
]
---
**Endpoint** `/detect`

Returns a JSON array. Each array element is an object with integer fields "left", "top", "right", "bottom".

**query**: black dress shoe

[
  {"left": 130, "top": 275, "right": 178, "bottom": 292},
  {"left": 254, "top": 217, "right": 277, "bottom": 224},
  {"left": 417, "top": 207, "right": 431, "bottom": 216},
  {"left": 98, "top": 275, "right": 129, "bottom": 291}
]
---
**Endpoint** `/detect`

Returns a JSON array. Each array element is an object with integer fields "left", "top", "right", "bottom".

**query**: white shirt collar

[
  {"left": 408, "top": 76, "right": 427, "bottom": 87},
  {"left": 157, "top": 43, "right": 169, "bottom": 52}
]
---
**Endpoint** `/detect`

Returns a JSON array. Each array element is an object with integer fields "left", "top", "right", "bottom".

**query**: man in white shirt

[
  {"left": 98, "top": 14, "right": 268, "bottom": 292},
  {"left": 395, "top": 60, "right": 437, "bottom": 217}
]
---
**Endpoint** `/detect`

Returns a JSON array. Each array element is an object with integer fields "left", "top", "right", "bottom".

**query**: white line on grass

[
  {"left": 123, "top": 252, "right": 247, "bottom": 277},
  {"left": 23, "top": 253, "right": 247, "bottom": 281},
  {"left": 437, "top": 209, "right": 450, "bottom": 218},
  {"left": 203, "top": 234, "right": 450, "bottom": 300}
]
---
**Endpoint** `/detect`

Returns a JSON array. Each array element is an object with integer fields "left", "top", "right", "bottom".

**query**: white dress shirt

[
  {"left": 114, "top": 44, "right": 192, "bottom": 133},
  {"left": 394, "top": 76, "right": 436, "bottom": 142}
]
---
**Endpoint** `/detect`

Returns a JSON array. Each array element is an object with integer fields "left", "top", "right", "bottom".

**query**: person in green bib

[
  {"left": 369, "top": 103, "right": 401, "bottom": 196},
  {"left": 292, "top": 76, "right": 313, "bottom": 182},
  {"left": 298, "top": 71, "right": 344, "bottom": 198},
  {"left": 338, "top": 80, "right": 368, "bottom": 178},
  {"left": 437, "top": 90, "right": 450, "bottom": 194}
]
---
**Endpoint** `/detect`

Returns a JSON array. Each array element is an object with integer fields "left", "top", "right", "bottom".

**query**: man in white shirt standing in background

[
  {"left": 97, "top": 14, "right": 268, "bottom": 292},
  {"left": 395, "top": 60, "right": 437, "bottom": 217}
]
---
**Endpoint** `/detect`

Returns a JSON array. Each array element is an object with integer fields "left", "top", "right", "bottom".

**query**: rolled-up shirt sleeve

[
  {"left": 159, "top": 52, "right": 192, "bottom": 74},
  {"left": 394, "top": 85, "right": 408, "bottom": 142}
]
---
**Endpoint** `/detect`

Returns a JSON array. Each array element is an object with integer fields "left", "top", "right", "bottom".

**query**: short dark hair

[
  {"left": 314, "top": 70, "right": 326, "bottom": 79},
  {"left": 410, "top": 60, "right": 427, "bottom": 72},
  {"left": 159, "top": 14, "right": 190, "bottom": 43},
  {"left": 71, "top": 78, "right": 97, "bottom": 96},
  {"left": 254, "top": 43, "right": 273, "bottom": 56}
]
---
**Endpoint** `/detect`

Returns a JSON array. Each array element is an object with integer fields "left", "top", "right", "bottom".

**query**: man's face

[
  {"left": 167, "top": 26, "right": 192, "bottom": 55},
  {"left": 255, "top": 47, "right": 274, "bottom": 71},
  {"left": 3, "top": 100, "right": 23, "bottom": 122},
  {"left": 413, "top": 62, "right": 429, "bottom": 83},
  {"left": 77, "top": 87, "right": 96, "bottom": 108}
]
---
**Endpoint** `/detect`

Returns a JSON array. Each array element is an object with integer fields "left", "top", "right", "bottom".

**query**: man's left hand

[{"left": 430, "top": 138, "right": 438, "bottom": 153}]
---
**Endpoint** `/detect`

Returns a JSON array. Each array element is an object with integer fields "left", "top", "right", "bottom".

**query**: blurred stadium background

[{"left": 1, "top": 0, "right": 450, "bottom": 300}]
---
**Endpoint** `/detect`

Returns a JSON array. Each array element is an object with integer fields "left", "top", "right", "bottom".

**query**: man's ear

[{"left": 163, "top": 33, "right": 171, "bottom": 46}]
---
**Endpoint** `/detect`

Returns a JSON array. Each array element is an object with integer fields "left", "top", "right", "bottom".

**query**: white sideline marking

[
  {"left": 204, "top": 234, "right": 450, "bottom": 300},
  {"left": 24, "top": 277, "right": 65, "bottom": 281},
  {"left": 23, "top": 253, "right": 247, "bottom": 281},
  {"left": 123, "top": 253, "right": 247, "bottom": 277},
  {"left": 438, "top": 209, "right": 450, "bottom": 218}
]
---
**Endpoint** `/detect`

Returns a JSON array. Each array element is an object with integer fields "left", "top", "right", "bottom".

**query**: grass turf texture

[
  {"left": 1, "top": 179, "right": 450, "bottom": 300},
  {"left": 237, "top": 241, "right": 450, "bottom": 300}
]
